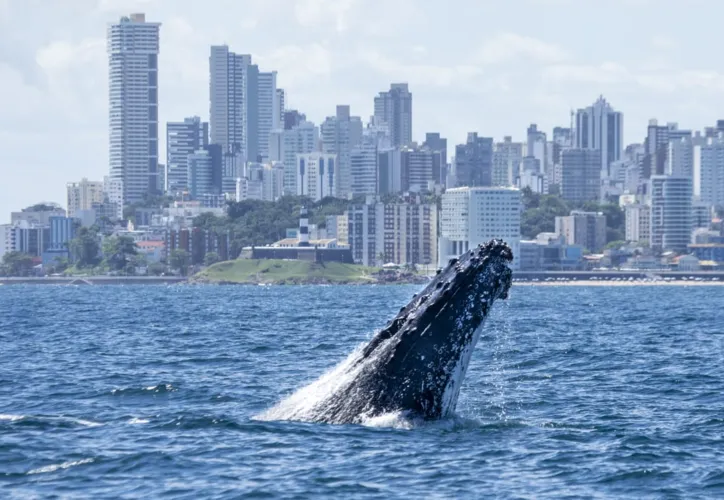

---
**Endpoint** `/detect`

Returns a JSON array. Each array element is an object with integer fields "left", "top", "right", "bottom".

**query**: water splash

[{"left": 255, "top": 343, "right": 369, "bottom": 423}]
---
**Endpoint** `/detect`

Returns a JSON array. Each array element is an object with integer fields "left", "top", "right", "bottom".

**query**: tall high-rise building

[
  {"left": 166, "top": 117, "right": 209, "bottom": 194},
  {"left": 641, "top": 120, "right": 692, "bottom": 179},
  {"left": 66, "top": 178, "right": 105, "bottom": 218},
  {"left": 423, "top": 132, "right": 448, "bottom": 183},
  {"left": 650, "top": 175, "right": 693, "bottom": 251},
  {"left": 438, "top": 186, "right": 521, "bottom": 269},
  {"left": 107, "top": 13, "right": 161, "bottom": 210},
  {"left": 667, "top": 136, "right": 694, "bottom": 178},
  {"left": 453, "top": 133, "right": 494, "bottom": 187},
  {"left": 350, "top": 140, "right": 379, "bottom": 196},
  {"left": 296, "top": 153, "right": 337, "bottom": 201},
  {"left": 574, "top": 96, "right": 623, "bottom": 177},
  {"left": 492, "top": 136, "right": 523, "bottom": 187},
  {"left": 373, "top": 83, "right": 412, "bottom": 147},
  {"left": 560, "top": 148, "right": 601, "bottom": 203},
  {"left": 401, "top": 146, "right": 440, "bottom": 192},
  {"left": 277, "top": 120, "right": 318, "bottom": 195},
  {"left": 257, "top": 71, "right": 279, "bottom": 162},
  {"left": 276, "top": 89, "right": 285, "bottom": 125},
  {"left": 209, "top": 45, "right": 253, "bottom": 157},
  {"left": 187, "top": 146, "right": 222, "bottom": 199},
  {"left": 321, "top": 105, "right": 363, "bottom": 197},
  {"left": 526, "top": 124, "right": 547, "bottom": 174},
  {"left": 693, "top": 137, "right": 724, "bottom": 208}
]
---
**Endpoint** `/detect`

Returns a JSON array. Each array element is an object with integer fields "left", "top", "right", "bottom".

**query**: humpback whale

[{"left": 260, "top": 239, "right": 514, "bottom": 425}]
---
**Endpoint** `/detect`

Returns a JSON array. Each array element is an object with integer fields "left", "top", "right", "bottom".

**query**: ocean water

[{"left": 1, "top": 284, "right": 724, "bottom": 499}]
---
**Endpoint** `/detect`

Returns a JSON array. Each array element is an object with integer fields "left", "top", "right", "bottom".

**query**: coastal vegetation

[
  {"left": 192, "top": 259, "right": 428, "bottom": 285},
  {"left": 520, "top": 187, "right": 625, "bottom": 244},
  {"left": 193, "top": 196, "right": 353, "bottom": 254}
]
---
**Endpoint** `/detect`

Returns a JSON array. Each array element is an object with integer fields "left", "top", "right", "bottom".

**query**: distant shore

[
  {"left": 514, "top": 280, "right": 724, "bottom": 286},
  {"left": 0, "top": 276, "right": 187, "bottom": 286}
]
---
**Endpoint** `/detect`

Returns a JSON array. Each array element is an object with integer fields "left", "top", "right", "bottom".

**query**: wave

[
  {"left": 254, "top": 343, "right": 368, "bottom": 423},
  {"left": 0, "top": 414, "right": 102, "bottom": 429},
  {"left": 110, "top": 384, "right": 176, "bottom": 396},
  {"left": 27, "top": 458, "right": 95, "bottom": 475}
]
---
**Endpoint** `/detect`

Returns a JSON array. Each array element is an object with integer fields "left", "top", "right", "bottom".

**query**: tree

[
  {"left": 2, "top": 251, "right": 34, "bottom": 276},
  {"left": 170, "top": 249, "right": 191, "bottom": 276},
  {"left": 49, "top": 256, "right": 69, "bottom": 274},
  {"left": 147, "top": 262, "right": 167, "bottom": 276},
  {"left": 70, "top": 227, "right": 101, "bottom": 268},
  {"left": 204, "top": 252, "right": 221, "bottom": 266},
  {"left": 103, "top": 235, "right": 138, "bottom": 272},
  {"left": 605, "top": 240, "right": 627, "bottom": 250},
  {"left": 23, "top": 203, "right": 59, "bottom": 212}
]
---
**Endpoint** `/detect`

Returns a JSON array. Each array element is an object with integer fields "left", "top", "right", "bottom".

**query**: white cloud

[
  {"left": 257, "top": 44, "right": 333, "bottom": 87},
  {"left": 96, "top": 0, "right": 157, "bottom": 12},
  {"left": 294, "top": 0, "right": 357, "bottom": 32},
  {"left": 651, "top": 35, "right": 676, "bottom": 50},
  {"left": 477, "top": 33, "right": 569, "bottom": 65}
]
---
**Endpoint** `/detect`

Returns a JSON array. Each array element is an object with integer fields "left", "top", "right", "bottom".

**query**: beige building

[
  {"left": 555, "top": 211, "right": 607, "bottom": 252},
  {"left": 625, "top": 204, "right": 651, "bottom": 244},
  {"left": 347, "top": 195, "right": 438, "bottom": 267},
  {"left": 67, "top": 178, "right": 104, "bottom": 217}
]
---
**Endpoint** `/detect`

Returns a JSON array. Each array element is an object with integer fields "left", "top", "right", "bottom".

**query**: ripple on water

[{"left": 0, "top": 284, "right": 723, "bottom": 498}]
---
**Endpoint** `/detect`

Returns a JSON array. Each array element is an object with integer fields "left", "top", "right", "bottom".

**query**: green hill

[{"left": 193, "top": 259, "right": 382, "bottom": 285}]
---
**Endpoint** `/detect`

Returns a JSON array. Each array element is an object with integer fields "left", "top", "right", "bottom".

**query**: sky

[{"left": 2, "top": 0, "right": 724, "bottom": 223}]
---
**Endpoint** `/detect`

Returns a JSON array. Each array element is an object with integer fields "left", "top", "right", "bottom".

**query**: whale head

[{"left": 259, "top": 239, "right": 514, "bottom": 425}]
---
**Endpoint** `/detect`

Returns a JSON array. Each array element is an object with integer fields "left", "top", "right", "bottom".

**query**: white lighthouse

[{"left": 299, "top": 206, "right": 310, "bottom": 247}]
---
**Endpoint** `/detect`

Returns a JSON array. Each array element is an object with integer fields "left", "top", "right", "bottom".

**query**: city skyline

[{"left": 3, "top": 0, "right": 724, "bottom": 222}]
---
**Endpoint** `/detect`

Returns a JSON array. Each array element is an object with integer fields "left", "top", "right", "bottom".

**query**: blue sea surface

[{"left": 1, "top": 284, "right": 724, "bottom": 499}]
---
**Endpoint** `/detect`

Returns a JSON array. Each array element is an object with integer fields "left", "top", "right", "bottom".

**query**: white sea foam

[
  {"left": 27, "top": 458, "right": 95, "bottom": 475},
  {"left": 255, "top": 343, "right": 369, "bottom": 422},
  {"left": 0, "top": 414, "right": 24, "bottom": 422},
  {"left": 128, "top": 417, "right": 150, "bottom": 425}
]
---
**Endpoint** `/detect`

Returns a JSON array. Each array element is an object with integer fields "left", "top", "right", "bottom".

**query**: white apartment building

[
  {"left": 107, "top": 13, "right": 161, "bottom": 210},
  {"left": 277, "top": 121, "right": 318, "bottom": 195},
  {"left": 296, "top": 153, "right": 338, "bottom": 201},
  {"left": 625, "top": 204, "right": 651, "bottom": 243},
  {"left": 66, "top": 178, "right": 104, "bottom": 218},
  {"left": 438, "top": 187, "right": 521, "bottom": 270},
  {"left": 347, "top": 196, "right": 438, "bottom": 267},
  {"left": 0, "top": 224, "right": 16, "bottom": 260}
]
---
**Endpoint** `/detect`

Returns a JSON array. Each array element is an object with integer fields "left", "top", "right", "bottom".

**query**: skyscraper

[
  {"left": 453, "top": 133, "right": 494, "bottom": 187},
  {"left": 492, "top": 136, "right": 523, "bottom": 187},
  {"left": 321, "top": 105, "right": 363, "bottom": 197},
  {"left": 560, "top": 148, "right": 601, "bottom": 203},
  {"left": 166, "top": 117, "right": 209, "bottom": 194},
  {"left": 574, "top": 96, "right": 623, "bottom": 177},
  {"left": 209, "top": 45, "right": 252, "bottom": 156},
  {"left": 107, "top": 13, "right": 161, "bottom": 210},
  {"left": 650, "top": 175, "right": 693, "bottom": 252},
  {"left": 257, "top": 71, "right": 279, "bottom": 162},
  {"left": 374, "top": 83, "right": 412, "bottom": 147}
]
